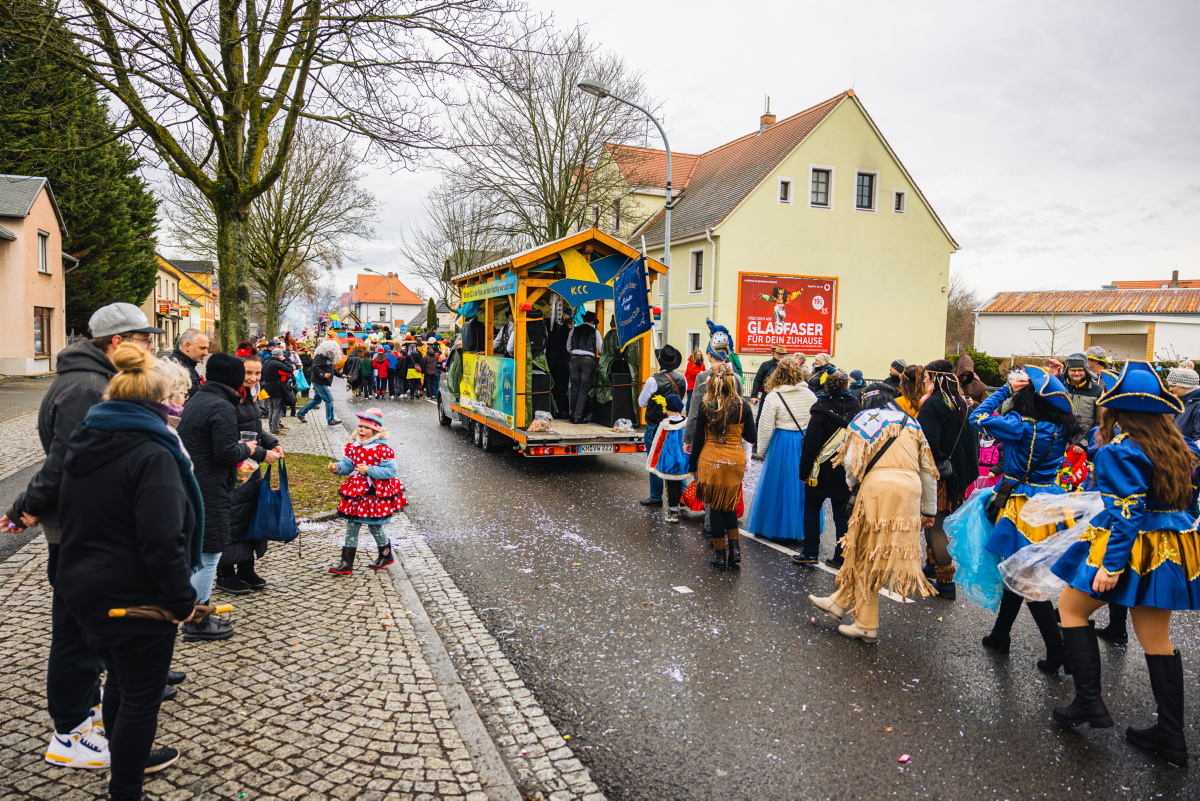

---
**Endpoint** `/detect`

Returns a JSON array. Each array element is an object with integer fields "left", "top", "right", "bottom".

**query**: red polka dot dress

[{"left": 336, "top": 440, "right": 406, "bottom": 523}]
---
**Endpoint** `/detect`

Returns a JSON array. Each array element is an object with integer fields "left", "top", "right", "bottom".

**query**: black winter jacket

[
  {"left": 310, "top": 351, "right": 341, "bottom": 386},
  {"left": 260, "top": 357, "right": 295, "bottom": 399},
  {"left": 57, "top": 418, "right": 196, "bottom": 640},
  {"left": 166, "top": 348, "right": 202, "bottom": 398},
  {"left": 178, "top": 382, "right": 262, "bottom": 552},
  {"left": 917, "top": 394, "right": 980, "bottom": 501},
  {"left": 751, "top": 358, "right": 779, "bottom": 400},
  {"left": 798, "top": 392, "right": 862, "bottom": 498},
  {"left": 807, "top": 363, "right": 838, "bottom": 395},
  {"left": 224, "top": 390, "right": 280, "bottom": 565},
  {"left": 6, "top": 339, "right": 115, "bottom": 533}
]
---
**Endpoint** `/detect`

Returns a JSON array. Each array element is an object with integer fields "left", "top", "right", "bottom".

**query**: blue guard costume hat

[
  {"left": 1051, "top": 360, "right": 1200, "bottom": 611},
  {"left": 705, "top": 319, "right": 744, "bottom": 382},
  {"left": 1023, "top": 364, "right": 1074, "bottom": 414}
]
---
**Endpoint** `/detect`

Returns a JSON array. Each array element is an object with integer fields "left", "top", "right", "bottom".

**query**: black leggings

[
  {"left": 666, "top": 480, "right": 682, "bottom": 508},
  {"left": 714, "top": 509, "right": 739, "bottom": 532},
  {"left": 100, "top": 632, "right": 176, "bottom": 801}
]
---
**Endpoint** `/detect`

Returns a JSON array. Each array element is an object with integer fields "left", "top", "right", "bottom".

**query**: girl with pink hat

[{"left": 326, "top": 409, "right": 406, "bottom": 574}]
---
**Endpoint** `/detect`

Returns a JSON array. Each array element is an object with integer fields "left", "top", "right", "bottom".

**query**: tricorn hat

[
  {"left": 1097, "top": 360, "right": 1184, "bottom": 415},
  {"left": 1023, "top": 365, "right": 1073, "bottom": 414}
]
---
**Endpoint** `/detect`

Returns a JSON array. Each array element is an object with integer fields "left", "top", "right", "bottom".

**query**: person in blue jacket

[
  {"left": 1049, "top": 361, "right": 1199, "bottom": 766},
  {"left": 970, "top": 365, "right": 1079, "bottom": 673}
]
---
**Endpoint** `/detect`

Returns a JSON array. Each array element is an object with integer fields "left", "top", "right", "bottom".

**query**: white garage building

[{"left": 974, "top": 286, "right": 1200, "bottom": 362}]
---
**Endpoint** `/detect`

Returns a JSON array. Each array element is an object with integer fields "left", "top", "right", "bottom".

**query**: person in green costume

[{"left": 589, "top": 314, "right": 640, "bottom": 419}]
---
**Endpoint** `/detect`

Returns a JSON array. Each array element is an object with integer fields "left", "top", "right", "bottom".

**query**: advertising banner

[
  {"left": 736, "top": 272, "right": 837, "bottom": 355},
  {"left": 613, "top": 256, "right": 653, "bottom": 351},
  {"left": 461, "top": 273, "right": 518, "bottom": 303},
  {"left": 459, "top": 353, "right": 516, "bottom": 427}
]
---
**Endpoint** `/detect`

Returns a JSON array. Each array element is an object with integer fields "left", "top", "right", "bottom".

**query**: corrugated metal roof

[
  {"left": 1111, "top": 279, "right": 1200, "bottom": 289},
  {"left": 977, "top": 289, "right": 1200, "bottom": 315}
]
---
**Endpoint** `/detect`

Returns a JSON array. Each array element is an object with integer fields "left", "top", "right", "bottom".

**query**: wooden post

[
  {"left": 515, "top": 280, "right": 528, "bottom": 429},
  {"left": 485, "top": 295, "right": 494, "bottom": 356}
]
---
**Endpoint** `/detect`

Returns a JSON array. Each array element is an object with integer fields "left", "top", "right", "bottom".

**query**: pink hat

[{"left": 356, "top": 408, "right": 385, "bottom": 431}]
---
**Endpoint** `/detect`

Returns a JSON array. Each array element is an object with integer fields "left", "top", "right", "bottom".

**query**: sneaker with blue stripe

[{"left": 44, "top": 725, "right": 109, "bottom": 769}]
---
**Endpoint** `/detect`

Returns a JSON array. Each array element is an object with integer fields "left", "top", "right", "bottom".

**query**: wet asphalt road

[{"left": 355, "top": 391, "right": 1198, "bottom": 800}]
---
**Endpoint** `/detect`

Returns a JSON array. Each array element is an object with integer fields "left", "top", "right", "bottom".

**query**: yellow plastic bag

[{"left": 258, "top": 389, "right": 269, "bottom": 401}]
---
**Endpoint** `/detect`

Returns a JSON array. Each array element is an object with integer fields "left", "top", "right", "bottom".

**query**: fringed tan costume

[{"left": 829, "top": 409, "right": 939, "bottom": 630}]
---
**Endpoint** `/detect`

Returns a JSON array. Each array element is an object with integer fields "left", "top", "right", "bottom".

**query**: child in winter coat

[
  {"left": 646, "top": 394, "right": 691, "bottom": 523},
  {"left": 372, "top": 349, "right": 389, "bottom": 399},
  {"left": 327, "top": 409, "right": 406, "bottom": 574}
]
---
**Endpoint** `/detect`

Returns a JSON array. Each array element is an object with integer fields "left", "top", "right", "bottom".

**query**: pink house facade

[{"left": 0, "top": 175, "right": 72, "bottom": 375}]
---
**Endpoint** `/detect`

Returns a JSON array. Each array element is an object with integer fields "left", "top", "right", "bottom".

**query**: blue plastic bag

[
  {"left": 245, "top": 460, "right": 300, "bottom": 543},
  {"left": 945, "top": 487, "right": 1003, "bottom": 612},
  {"left": 294, "top": 368, "right": 309, "bottom": 392}
]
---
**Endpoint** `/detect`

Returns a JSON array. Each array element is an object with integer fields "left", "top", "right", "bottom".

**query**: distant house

[
  {"left": 348, "top": 272, "right": 424, "bottom": 329},
  {"left": 169, "top": 258, "right": 219, "bottom": 340},
  {"left": 0, "top": 175, "right": 74, "bottom": 374},
  {"left": 974, "top": 278, "right": 1200, "bottom": 361}
]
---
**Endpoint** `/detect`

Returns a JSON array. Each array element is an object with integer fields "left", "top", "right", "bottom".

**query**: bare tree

[
  {"left": 164, "top": 125, "right": 377, "bottom": 334},
  {"left": 289, "top": 276, "right": 341, "bottom": 326},
  {"left": 439, "top": 23, "right": 655, "bottom": 243},
  {"left": 945, "top": 270, "right": 982, "bottom": 353},
  {"left": 397, "top": 186, "right": 519, "bottom": 304},
  {"left": 0, "top": 0, "right": 533, "bottom": 348},
  {"left": 1033, "top": 310, "right": 1082, "bottom": 358}
]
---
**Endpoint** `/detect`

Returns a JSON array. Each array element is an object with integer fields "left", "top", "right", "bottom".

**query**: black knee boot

[
  {"left": 367, "top": 542, "right": 394, "bottom": 570},
  {"left": 1096, "top": 603, "right": 1129, "bottom": 646},
  {"left": 1029, "top": 600, "right": 1069, "bottom": 674},
  {"left": 1053, "top": 625, "right": 1113, "bottom": 728},
  {"left": 329, "top": 547, "right": 356, "bottom": 575},
  {"left": 982, "top": 589, "right": 1024, "bottom": 654},
  {"left": 727, "top": 530, "right": 741, "bottom": 566},
  {"left": 1126, "top": 650, "right": 1188, "bottom": 765},
  {"left": 711, "top": 536, "right": 729, "bottom": 569}
]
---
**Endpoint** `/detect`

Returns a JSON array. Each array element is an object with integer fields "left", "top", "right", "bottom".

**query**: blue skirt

[{"left": 745, "top": 428, "right": 806, "bottom": 541}]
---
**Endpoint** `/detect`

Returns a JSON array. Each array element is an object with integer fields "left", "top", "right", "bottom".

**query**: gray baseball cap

[{"left": 88, "top": 302, "right": 166, "bottom": 338}]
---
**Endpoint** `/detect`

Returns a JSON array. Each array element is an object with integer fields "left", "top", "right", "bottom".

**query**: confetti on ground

[
  {"left": 673, "top": 586, "right": 694, "bottom": 594},
  {"left": 898, "top": 754, "right": 911, "bottom": 763},
  {"left": 886, "top": 727, "right": 893, "bottom": 732}
]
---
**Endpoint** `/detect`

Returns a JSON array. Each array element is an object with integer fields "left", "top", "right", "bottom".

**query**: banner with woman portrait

[{"left": 736, "top": 272, "right": 838, "bottom": 354}]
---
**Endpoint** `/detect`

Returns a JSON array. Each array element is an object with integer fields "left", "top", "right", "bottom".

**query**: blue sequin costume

[
  {"left": 1052, "top": 434, "right": 1200, "bottom": 610},
  {"left": 970, "top": 382, "right": 1070, "bottom": 559}
]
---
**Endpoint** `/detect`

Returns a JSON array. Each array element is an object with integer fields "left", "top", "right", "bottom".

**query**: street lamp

[
  {"left": 577, "top": 78, "right": 673, "bottom": 346},
  {"left": 364, "top": 267, "right": 394, "bottom": 329}
]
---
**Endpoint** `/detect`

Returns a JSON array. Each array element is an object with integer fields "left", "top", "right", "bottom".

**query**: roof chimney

[
  {"left": 760, "top": 95, "right": 775, "bottom": 131},
  {"left": 1172, "top": 269, "right": 1179, "bottom": 288}
]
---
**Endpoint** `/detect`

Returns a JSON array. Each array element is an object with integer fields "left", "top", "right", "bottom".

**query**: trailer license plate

[{"left": 578, "top": 444, "right": 612, "bottom": 454}]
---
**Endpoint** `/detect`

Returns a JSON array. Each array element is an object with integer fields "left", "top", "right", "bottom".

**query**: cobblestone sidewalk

[
  {"left": 0, "top": 412, "right": 45, "bottom": 483},
  {"left": 0, "top": 385, "right": 606, "bottom": 801}
]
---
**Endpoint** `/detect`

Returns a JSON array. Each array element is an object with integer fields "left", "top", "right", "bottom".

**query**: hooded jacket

[
  {"left": 223, "top": 389, "right": 280, "bottom": 565},
  {"left": 6, "top": 339, "right": 116, "bottom": 535},
  {"left": 956, "top": 354, "right": 989, "bottom": 406},
  {"left": 1175, "top": 387, "right": 1200, "bottom": 441},
  {"left": 798, "top": 392, "right": 862, "bottom": 498},
  {"left": 178, "top": 382, "right": 261, "bottom": 552},
  {"left": 57, "top": 406, "right": 197, "bottom": 639}
]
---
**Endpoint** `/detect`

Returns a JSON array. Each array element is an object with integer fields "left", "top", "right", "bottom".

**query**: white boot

[
  {"left": 808, "top": 594, "right": 847, "bottom": 622},
  {"left": 838, "top": 622, "right": 878, "bottom": 642}
]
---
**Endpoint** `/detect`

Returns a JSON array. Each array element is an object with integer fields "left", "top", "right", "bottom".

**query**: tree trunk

[{"left": 215, "top": 205, "right": 252, "bottom": 350}]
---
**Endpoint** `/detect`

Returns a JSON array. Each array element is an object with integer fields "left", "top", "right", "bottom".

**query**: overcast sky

[{"left": 160, "top": 0, "right": 1200, "bottom": 307}]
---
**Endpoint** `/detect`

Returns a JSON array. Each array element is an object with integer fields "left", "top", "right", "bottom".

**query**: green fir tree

[
  {"left": 426, "top": 297, "right": 438, "bottom": 330},
  {"left": 0, "top": 0, "right": 158, "bottom": 334}
]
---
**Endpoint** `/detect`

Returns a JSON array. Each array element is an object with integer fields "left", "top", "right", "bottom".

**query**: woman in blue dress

[
  {"left": 1050, "top": 361, "right": 1198, "bottom": 766},
  {"left": 746, "top": 357, "right": 817, "bottom": 542},
  {"left": 970, "top": 366, "right": 1079, "bottom": 673}
]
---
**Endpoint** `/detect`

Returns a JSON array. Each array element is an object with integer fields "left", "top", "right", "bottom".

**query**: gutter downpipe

[{"left": 705, "top": 227, "right": 716, "bottom": 322}]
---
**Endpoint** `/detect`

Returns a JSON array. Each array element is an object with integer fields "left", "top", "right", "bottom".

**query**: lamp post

[
  {"left": 364, "top": 267, "right": 394, "bottom": 329},
  {"left": 577, "top": 78, "right": 672, "bottom": 346}
]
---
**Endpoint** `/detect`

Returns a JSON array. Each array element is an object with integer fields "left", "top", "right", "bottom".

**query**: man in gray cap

[
  {"left": 0, "top": 303, "right": 183, "bottom": 769},
  {"left": 1084, "top": 346, "right": 1109, "bottom": 379},
  {"left": 1051, "top": 353, "right": 1102, "bottom": 439}
]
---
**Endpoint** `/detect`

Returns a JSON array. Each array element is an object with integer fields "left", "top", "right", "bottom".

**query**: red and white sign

[{"left": 736, "top": 272, "right": 838, "bottom": 355}]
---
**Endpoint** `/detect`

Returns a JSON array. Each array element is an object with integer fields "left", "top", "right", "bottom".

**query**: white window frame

[
  {"left": 37, "top": 230, "right": 49, "bottom": 274},
  {"left": 854, "top": 169, "right": 879, "bottom": 213},
  {"left": 777, "top": 177, "right": 793, "bottom": 205},
  {"left": 808, "top": 165, "right": 835, "bottom": 209},
  {"left": 892, "top": 189, "right": 907, "bottom": 214},
  {"left": 686, "top": 330, "right": 702, "bottom": 358},
  {"left": 689, "top": 247, "right": 704, "bottom": 294},
  {"left": 378, "top": 306, "right": 387, "bottom": 320}
]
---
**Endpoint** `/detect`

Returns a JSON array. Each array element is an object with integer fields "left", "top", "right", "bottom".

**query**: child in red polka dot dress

[{"left": 326, "top": 408, "right": 406, "bottom": 574}]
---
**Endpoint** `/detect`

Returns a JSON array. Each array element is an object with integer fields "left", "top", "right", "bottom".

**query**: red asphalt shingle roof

[
  {"left": 629, "top": 92, "right": 850, "bottom": 245},
  {"left": 352, "top": 274, "right": 423, "bottom": 305}
]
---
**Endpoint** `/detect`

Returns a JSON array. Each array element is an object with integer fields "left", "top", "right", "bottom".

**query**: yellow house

[
  {"left": 623, "top": 90, "right": 959, "bottom": 378},
  {"left": 157, "top": 256, "right": 219, "bottom": 341}
]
